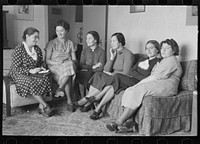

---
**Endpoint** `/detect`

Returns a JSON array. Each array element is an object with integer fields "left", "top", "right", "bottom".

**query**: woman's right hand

[
  {"left": 29, "top": 67, "right": 42, "bottom": 74},
  {"left": 110, "top": 48, "right": 117, "bottom": 60}
]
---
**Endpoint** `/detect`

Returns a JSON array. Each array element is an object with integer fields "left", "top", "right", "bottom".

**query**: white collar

[{"left": 23, "top": 42, "right": 37, "bottom": 61}]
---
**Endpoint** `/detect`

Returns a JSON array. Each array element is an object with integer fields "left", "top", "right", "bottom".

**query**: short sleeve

[
  {"left": 69, "top": 40, "right": 76, "bottom": 52},
  {"left": 44, "top": 40, "right": 54, "bottom": 52}
]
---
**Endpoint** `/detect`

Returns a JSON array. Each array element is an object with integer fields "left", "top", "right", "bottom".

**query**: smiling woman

[{"left": 45, "top": 19, "right": 77, "bottom": 112}]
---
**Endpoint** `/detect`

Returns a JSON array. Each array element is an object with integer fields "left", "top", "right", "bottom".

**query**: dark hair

[
  {"left": 146, "top": 40, "right": 160, "bottom": 53},
  {"left": 111, "top": 32, "right": 126, "bottom": 46},
  {"left": 22, "top": 27, "right": 39, "bottom": 41},
  {"left": 160, "top": 39, "right": 179, "bottom": 56},
  {"left": 56, "top": 19, "right": 70, "bottom": 31},
  {"left": 87, "top": 31, "right": 100, "bottom": 44}
]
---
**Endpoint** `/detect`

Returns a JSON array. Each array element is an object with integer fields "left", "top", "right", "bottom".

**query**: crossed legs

[{"left": 56, "top": 76, "right": 73, "bottom": 104}]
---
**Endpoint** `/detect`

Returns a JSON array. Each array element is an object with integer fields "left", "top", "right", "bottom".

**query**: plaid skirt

[{"left": 49, "top": 60, "right": 76, "bottom": 85}]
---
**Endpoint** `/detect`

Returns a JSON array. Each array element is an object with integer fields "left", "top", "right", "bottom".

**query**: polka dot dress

[{"left": 9, "top": 43, "right": 52, "bottom": 98}]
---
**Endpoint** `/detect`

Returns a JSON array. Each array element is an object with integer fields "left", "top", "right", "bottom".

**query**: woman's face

[
  {"left": 161, "top": 43, "right": 174, "bottom": 58},
  {"left": 86, "top": 34, "right": 96, "bottom": 47},
  {"left": 26, "top": 32, "right": 39, "bottom": 46},
  {"left": 111, "top": 36, "right": 121, "bottom": 50},
  {"left": 56, "top": 26, "right": 67, "bottom": 39},
  {"left": 145, "top": 43, "right": 158, "bottom": 58}
]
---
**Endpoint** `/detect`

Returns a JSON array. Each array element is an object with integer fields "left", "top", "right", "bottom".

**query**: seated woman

[
  {"left": 9, "top": 27, "right": 52, "bottom": 117},
  {"left": 73, "top": 32, "right": 134, "bottom": 112},
  {"left": 105, "top": 39, "right": 182, "bottom": 133},
  {"left": 88, "top": 40, "right": 161, "bottom": 120},
  {"left": 75, "top": 31, "right": 105, "bottom": 97},
  {"left": 45, "top": 20, "right": 77, "bottom": 112}
]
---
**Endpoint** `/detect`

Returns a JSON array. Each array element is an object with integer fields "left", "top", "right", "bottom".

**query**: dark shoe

[
  {"left": 38, "top": 106, "right": 52, "bottom": 117},
  {"left": 118, "top": 121, "right": 138, "bottom": 133},
  {"left": 67, "top": 103, "right": 75, "bottom": 112},
  {"left": 89, "top": 109, "right": 102, "bottom": 120},
  {"left": 80, "top": 103, "right": 95, "bottom": 112},
  {"left": 106, "top": 122, "right": 119, "bottom": 133},
  {"left": 85, "top": 96, "right": 96, "bottom": 103},
  {"left": 72, "top": 101, "right": 82, "bottom": 110}
]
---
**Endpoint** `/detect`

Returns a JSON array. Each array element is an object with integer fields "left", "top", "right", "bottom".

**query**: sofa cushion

[
  {"left": 179, "top": 60, "right": 197, "bottom": 91},
  {"left": 134, "top": 53, "right": 148, "bottom": 63}
]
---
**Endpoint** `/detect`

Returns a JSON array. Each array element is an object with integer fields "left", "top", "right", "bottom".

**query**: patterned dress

[
  {"left": 45, "top": 38, "right": 76, "bottom": 85},
  {"left": 121, "top": 56, "right": 182, "bottom": 110},
  {"left": 9, "top": 43, "right": 52, "bottom": 98}
]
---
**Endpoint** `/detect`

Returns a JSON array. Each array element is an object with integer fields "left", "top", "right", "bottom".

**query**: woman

[
  {"left": 75, "top": 31, "right": 105, "bottom": 96},
  {"left": 73, "top": 32, "right": 134, "bottom": 112},
  {"left": 45, "top": 20, "right": 77, "bottom": 112},
  {"left": 105, "top": 39, "right": 182, "bottom": 133},
  {"left": 89, "top": 40, "right": 160, "bottom": 120},
  {"left": 9, "top": 27, "right": 52, "bottom": 117}
]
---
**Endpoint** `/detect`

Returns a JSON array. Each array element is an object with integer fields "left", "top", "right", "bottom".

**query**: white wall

[
  {"left": 107, "top": 6, "right": 198, "bottom": 61},
  {"left": 48, "top": 5, "right": 83, "bottom": 47},
  {"left": 48, "top": 6, "right": 63, "bottom": 41},
  {"left": 61, "top": 5, "right": 83, "bottom": 45},
  {"left": 82, "top": 6, "right": 106, "bottom": 49},
  {"left": 3, "top": 5, "right": 49, "bottom": 56}
]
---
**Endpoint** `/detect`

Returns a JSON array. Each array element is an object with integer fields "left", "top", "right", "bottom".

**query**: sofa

[{"left": 106, "top": 53, "right": 197, "bottom": 136}]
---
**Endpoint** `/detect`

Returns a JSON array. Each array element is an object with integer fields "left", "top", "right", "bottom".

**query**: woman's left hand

[{"left": 92, "top": 62, "right": 102, "bottom": 69}]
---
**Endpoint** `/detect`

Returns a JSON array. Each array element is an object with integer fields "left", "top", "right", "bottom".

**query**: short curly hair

[
  {"left": 160, "top": 38, "right": 179, "bottom": 56},
  {"left": 55, "top": 19, "right": 70, "bottom": 31}
]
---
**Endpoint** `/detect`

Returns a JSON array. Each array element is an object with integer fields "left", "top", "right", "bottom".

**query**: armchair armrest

[{"left": 191, "top": 90, "right": 197, "bottom": 135}]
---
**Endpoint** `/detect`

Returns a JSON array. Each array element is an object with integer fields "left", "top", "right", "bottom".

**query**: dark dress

[
  {"left": 9, "top": 43, "right": 52, "bottom": 98},
  {"left": 88, "top": 48, "right": 134, "bottom": 91},
  {"left": 76, "top": 46, "right": 105, "bottom": 89},
  {"left": 107, "top": 57, "right": 160, "bottom": 94}
]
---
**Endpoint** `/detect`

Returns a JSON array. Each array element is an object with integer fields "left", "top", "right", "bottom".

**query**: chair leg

[{"left": 3, "top": 76, "right": 12, "bottom": 116}]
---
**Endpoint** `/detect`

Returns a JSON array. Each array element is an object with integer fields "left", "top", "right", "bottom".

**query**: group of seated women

[{"left": 9, "top": 19, "right": 182, "bottom": 133}]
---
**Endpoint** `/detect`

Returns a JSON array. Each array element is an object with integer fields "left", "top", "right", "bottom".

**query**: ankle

[
  {"left": 115, "top": 120, "right": 122, "bottom": 126},
  {"left": 39, "top": 103, "right": 43, "bottom": 109}
]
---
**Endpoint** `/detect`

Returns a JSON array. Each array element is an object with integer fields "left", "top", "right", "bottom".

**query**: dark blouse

[
  {"left": 129, "top": 57, "right": 160, "bottom": 81},
  {"left": 79, "top": 46, "right": 105, "bottom": 72}
]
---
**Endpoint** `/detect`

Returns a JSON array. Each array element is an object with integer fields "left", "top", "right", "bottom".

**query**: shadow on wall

[{"left": 179, "top": 45, "right": 188, "bottom": 62}]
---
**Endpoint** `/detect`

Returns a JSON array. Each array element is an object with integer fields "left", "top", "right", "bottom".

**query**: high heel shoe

[
  {"left": 85, "top": 96, "right": 96, "bottom": 103},
  {"left": 38, "top": 105, "right": 52, "bottom": 117},
  {"left": 72, "top": 102, "right": 82, "bottom": 110},
  {"left": 89, "top": 109, "right": 102, "bottom": 120},
  {"left": 106, "top": 122, "right": 119, "bottom": 133},
  {"left": 55, "top": 88, "right": 65, "bottom": 97},
  {"left": 80, "top": 103, "right": 95, "bottom": 112},
  {"left": 118, "top": 121, "right": 138, "bottom": 133},
  {"left": 67, "top": 103, "right": 76, "bottom": 112}
]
